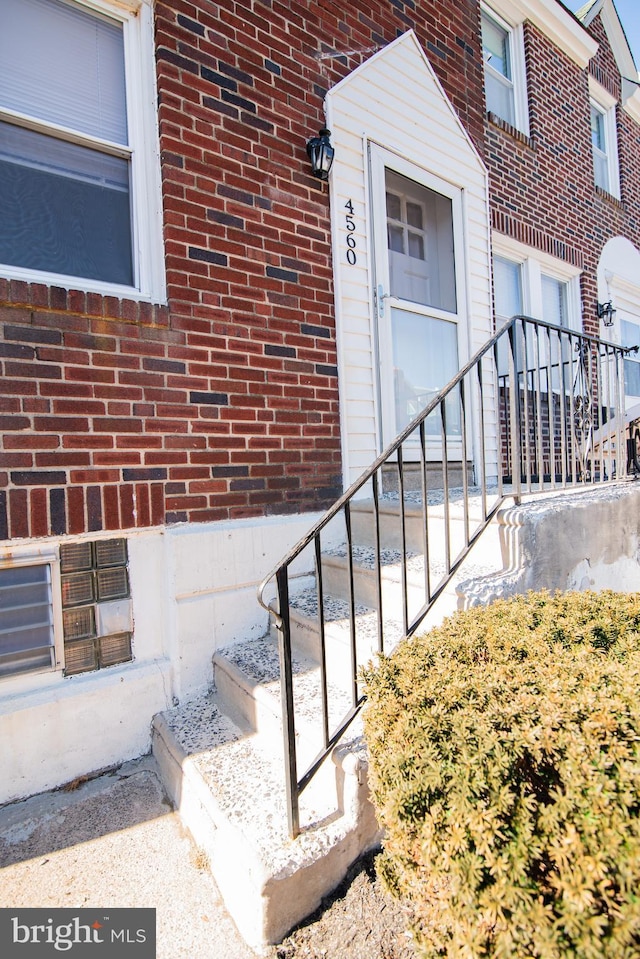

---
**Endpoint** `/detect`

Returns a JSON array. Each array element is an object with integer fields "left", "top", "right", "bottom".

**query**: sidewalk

[{"left": 0, "top": 756, "right": 256, "bottom": 959}]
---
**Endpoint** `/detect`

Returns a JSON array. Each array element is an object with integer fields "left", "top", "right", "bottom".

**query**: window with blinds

[
  {"left": 0, "top": 0, "right": 165, "bottom": 300},
  {"left": 0, "top": 0, "right": 132, "bottom": 286},
  {"left": 0, "top": 563, "right": 56, "bottom": 678}
]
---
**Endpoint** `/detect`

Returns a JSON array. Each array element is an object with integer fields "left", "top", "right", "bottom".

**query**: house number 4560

[{"left": 345, "top": 199, "right": 357, "bottom": 265}]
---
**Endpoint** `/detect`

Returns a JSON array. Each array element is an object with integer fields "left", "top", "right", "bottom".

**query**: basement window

[
  {"left": 60, "top": 538, "right": 133, "bottom": 675},
  {"left": 0, "top": 557, "right": 60, "bottom": 679}
]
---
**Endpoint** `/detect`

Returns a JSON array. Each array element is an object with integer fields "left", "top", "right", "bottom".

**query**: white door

[{"left": 370, "top": 145, "right": 466, "bottom": 455}]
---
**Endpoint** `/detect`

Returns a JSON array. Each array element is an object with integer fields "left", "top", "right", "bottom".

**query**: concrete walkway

[{"left": 0, "top": 756, "right": 257, "bottom": 959}]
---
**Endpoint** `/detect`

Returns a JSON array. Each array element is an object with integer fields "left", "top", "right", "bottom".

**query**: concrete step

[
  {"left": 320, "top": 521, "right": 504, "bottom": 628},
  {"left": 152, "top": 693, "right": 380, "bottom": 951},
  {"left": 349, "top": 486, "right": 503, "bottom": 554},
  {"left": 213, "top": 634, "right": 356, "bottom": 768},
  {"left": 284, "top": 587, "right": 404, "bottom": 668}
]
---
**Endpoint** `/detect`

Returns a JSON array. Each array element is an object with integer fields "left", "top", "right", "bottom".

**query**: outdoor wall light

[
  {"left": 306, "top": 127, "right": 334, "bottom": 180},
  {"left": 597, "top": 300, "right": 616, "bottom": 327}
]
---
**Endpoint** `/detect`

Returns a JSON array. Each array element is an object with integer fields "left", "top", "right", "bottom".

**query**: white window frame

[
  {"left": 589, "top": 78, "right": 620, "bottom": 199},
  {"left": 481, "top": 2, "right": 529, "bottom": 136},
  {"left": 0, "top": 547, "right": 64, "bottom": 684},
  {"left": 492, "top": 235, "right": 581, "bottom": 331},
  {"left": 0, "top": 0, "right": 166, "bottom": 303}
]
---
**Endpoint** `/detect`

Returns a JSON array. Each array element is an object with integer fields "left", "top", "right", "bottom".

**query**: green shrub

[{"left": 362, "top": 590, "right": 640, "bottom": 958}]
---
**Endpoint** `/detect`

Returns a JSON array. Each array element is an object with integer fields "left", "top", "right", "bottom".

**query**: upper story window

[
  {"left": 494, "top": 255, "right": 523, "bottom": 325},
  {"left": 590, "top": 102, "right": 619, "bottom": 196},
  {"left": 481, "top": 5, "right": 529, "bottom": 135},
  {"left": 493, "top": 242, "right": 579, "bottom": 331},
  {"left": 541, "top": 274, "right": 568, "bottom": 328},
  {"left": 0, "top": 0, "right": 165, "bottom": 301},
  {"left": 589, "top": 79, "right": 620, "bottom": 199}
]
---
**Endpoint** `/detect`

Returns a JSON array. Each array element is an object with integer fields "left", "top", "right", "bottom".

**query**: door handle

[{"left": 376, "top": 285, "right": 389, "bottom": 319}]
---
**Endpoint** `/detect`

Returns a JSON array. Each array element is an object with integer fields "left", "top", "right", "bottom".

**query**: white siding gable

[{"left": 325, "top": 30, "right": 494, "bottom": 485}]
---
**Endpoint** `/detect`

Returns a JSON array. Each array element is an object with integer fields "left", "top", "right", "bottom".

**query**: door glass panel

[
  {"left": 392, "top": 308, "right": 459, "bottom": 434},
  {"left": 385, "top": 170, "right": 456, "bottom": 312},
  {"left": 622, "top": 319, "right": 640, "bottom": 400}
]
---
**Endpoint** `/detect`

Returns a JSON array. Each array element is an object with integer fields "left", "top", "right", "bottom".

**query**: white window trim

[
  {"left": 589, "top": 77, "right": 620, "bottom": 200},
  {"left": 0, "top": 0, "right": 166, "bottom": 303},
  {"left": 481, "top": 2, "right": 530, "bottom": 136},
  {"left": 0, "top": 546, "right": 64, "bottom": 686},
  {"left": 492, "top": 234, "right": 582, "bottom": 331}
]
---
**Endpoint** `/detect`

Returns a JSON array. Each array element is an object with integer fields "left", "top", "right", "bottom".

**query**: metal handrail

[{"left": 257, "top": 315, "right": 633, "bottom": 838}]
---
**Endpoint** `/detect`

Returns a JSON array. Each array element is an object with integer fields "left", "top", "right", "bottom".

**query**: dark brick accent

[
  {"left": 122, "top": 468, "right": 168, "bottom": 481},
  {"left": 315, "top": 364, "right": 339, "bottom": 377},
  {"left": 177, "top": 14, "right": 205, "bottom": 36},
  {"left": 50, "top": 488, "right": 66, "bottom": 535},
  {"left": 201, "top": 66, "right": 237, "bottom": 90},
  {"left": 301, "top": 323, "right": 331, "bottom": 338},
  {"left": 266, "top": 266, "right": 298, "bottom": 283},
  {"left": 4, "top": 325, "right": 62, "bottom": 345},
  {"left": 212, "top": 465, "right": 250, "bottom": 478},
  {"left": 11, "top": 471, "right": 67, "bottom": 486},
  {"left": 0, "top": 491, "right": 7, "bottom": 541},
  {"left": 265, "top": 344, "right": 296, "bottom": 358},
  {"left": 188, "top": 247, "right": 228, "bottom": 266},
  {"left": 221, "top": 90, "right": 256, "bottom": 112},
  {"left": 157, "top": 47, "right": 198, "bottom": 73},
  {"left": 216, "top": 184, "right": 254, "bottom": 205},
  {"left": 207, "top": 210, "right": 245, "bottom": 229},
  {"left": 190, "top": 391, "right": 229, "bottom": 405},
  {"left": 87, "top": 486, "right": 102, "bottom": 532},
  {"left": 219, "top": 61, "right": 253, "bottom": 85},
  {"left": 142, "top": 357, "right": 186, "bottom": 374}
]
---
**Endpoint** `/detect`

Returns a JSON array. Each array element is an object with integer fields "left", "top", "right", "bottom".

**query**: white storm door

[{"left": 370, "top": 146, "right": 465, "bottom": 455}]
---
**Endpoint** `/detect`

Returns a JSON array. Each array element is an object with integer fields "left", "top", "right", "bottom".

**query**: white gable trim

[{"left": 326, "top": 30, "right": 485, "bottom": 175}]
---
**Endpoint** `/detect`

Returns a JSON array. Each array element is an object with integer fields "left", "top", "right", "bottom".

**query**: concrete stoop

[
  {"left": 152, "top": 693, "right": 380, "bottom": 952},
  {"left": 151, "top": 487, "right": 508, "bottom": 953}
]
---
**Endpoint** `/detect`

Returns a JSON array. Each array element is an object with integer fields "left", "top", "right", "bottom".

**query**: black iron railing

[{"left": 257, "top": 315, "right": 634, "bottom": 838}]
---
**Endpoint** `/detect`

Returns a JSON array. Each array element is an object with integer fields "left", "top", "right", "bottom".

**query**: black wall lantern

[
  {"left": 306, "top": 127, "right": 334, "bottom": 180},
  {"left": 597, "top": 300, "right": 616, "bottom": 327}
]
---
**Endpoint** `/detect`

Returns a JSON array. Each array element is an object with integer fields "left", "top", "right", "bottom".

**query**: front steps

[{"left": 152, "top": 487, "right": 505, "bottom": 952}]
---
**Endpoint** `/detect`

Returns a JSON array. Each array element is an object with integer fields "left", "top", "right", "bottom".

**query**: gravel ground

[{"left": 266, "top": 849, "right": 417, "bottom": 959}]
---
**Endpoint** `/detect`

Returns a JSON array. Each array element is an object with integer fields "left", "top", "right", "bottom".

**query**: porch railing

[{"left": 257, "top": 315, "right": 635, "bottom": 838}]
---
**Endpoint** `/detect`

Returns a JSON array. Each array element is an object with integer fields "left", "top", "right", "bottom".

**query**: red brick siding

[
  {"left": 485, "top": 15, "right": 640, "bottom": 338},
  {"left": 2, "top": 6, "right": 639, "bottom": 543},
  {"left": 0, "top": 0, "right": 484, "bottom": 540}
]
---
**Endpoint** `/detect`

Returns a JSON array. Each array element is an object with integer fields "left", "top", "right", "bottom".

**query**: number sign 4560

[{"left": 344, "top": 199, "right": 357, "bottom": 265}]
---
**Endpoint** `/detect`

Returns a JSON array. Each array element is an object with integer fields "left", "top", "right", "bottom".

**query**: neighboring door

[
  {"left": 370, "top": 145, "right": 465, "bottom": 455},
  {"left": 619, "top": 310, "right": 640, "bottom": 410}
]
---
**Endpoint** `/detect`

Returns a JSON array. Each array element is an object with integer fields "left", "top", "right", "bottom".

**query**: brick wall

[
  {"left": 486, "top": 15, "right": 640, "bottom": 337},
  {"left": 2, "top": 3, "right": 638, "bottom": 542},
  {"left": 0, "top": 0, "right": 484, "bottom": 541}
]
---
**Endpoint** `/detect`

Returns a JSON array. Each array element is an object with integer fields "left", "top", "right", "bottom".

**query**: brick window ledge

[
  {"left": 487, "top": 112, "right": 535, "bottom": 150},
  {"left": 0, "top": 277, "right": 169, "bottom": 326},
  {"left": 595, "top": 185, "right": 625, "bottom": 210}
]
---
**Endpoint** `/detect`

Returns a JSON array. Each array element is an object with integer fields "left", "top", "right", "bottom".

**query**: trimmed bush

[{"left": 362, "top": 591, "right": 640, "bottom": 958}]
